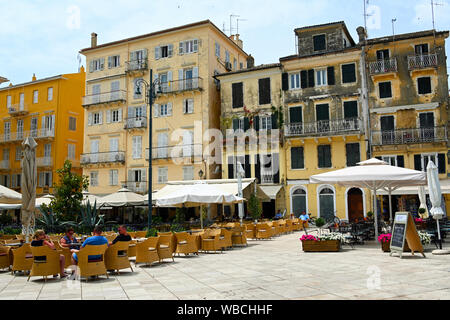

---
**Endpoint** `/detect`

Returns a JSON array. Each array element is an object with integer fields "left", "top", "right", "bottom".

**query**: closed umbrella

[{"left": 21, "top": 137, "right": 37, "bottom": 243}]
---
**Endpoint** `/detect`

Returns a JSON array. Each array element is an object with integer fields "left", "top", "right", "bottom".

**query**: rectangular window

[
  {"left": 289, "top": 106, "right": 303, "bottom": 123},
  {"left": 109, "top": 170, "right": 118, "bottom": 186},
  {"left": 318, "top": 145, "right": 332, "bottom": 168},
  {"left": 341, "top": 63, "right": 356, "bottom": 83},
  {"left": 90, "top": 58, "right": 104, "bottom": 72},
  {"left": 90, "top": 171, "right": 98, "bottom": 187},
  {"left": 290, "top": 73, "right": 300, "bottom": 90},
  {"left": 93, "top": 112, "right": 101, "bottom": 125},
  {"left": 2, "top": 148, "right": 9, "bottom": 161},
  {"left": 232, "top": 82, "right": 244, "bottom": 108},
  {"left": 69, "top": 116, "right": 76, "bottom": 131},
  {"left": 379, "top": 82, "right": 392, "bottom": 99},
  {"left": 183, "top": 166, "right": 194, "bottom": 181},
  {"left": 33, "top": 90, "right": 38, "bottom": 103},
  {"left": 17, "top": 120, "right": 24, "bottom": 139},
  {"left": 415, "top": 44, "right": 429, "bottom": 55},
  {"left": 159, "top": 103, "right": 168, "bottom": 117},
  {"left": 315, "top": 69, "right": 327, "bottom": 87},
  {"left": 132, "top": 136, "right": 142, "bottom": 159},
  {"left": 19, "top": 93, "right": 24, "bottom": 109},
  {"left": 3, "top": 122, "right": 10, "bottom": 140},
  {"left": 112, "top": 109, "right": 120, "bottom": 122},
  {"left": 343, "top": 101, "right": 358, "bottom": 119},
  {"left": 225, "top": 50, "right": 230, "bottom": 63},
  {"left": 376, "top": 49, "right": 390, "bottom": 60},
  {"left": 180, "top": 39, "right": 198, "bottom": 55},
  {"left": 6, "top": 95, "right": 11, "bottom": 108},
  {"left": 260, "top": 116, "right": 272, "bottom": 131},
  {"left": 47, "top": 87, "right": 53, "bottom": 101},
  {"left": 67, "top": 144, "right": 75, "bottom": 160},
  {"left": 258, "top": 78, "right": 271, "bottom": 105},
  {"left": 418, "top": 77, "right": 432, "bottom": 94},
  {"left": 291, "top": 147, "right": 304, "bottom": 169},
  {"left": 382, "top": 156, "right": 397, "bottom": 166},
  {"left": 313, "top": 34, "right": 326, "bottom": 51},
  {"left": 183, "top": 99, "right": 194, "bottom": 114},
  {"left": 346, "top": 143, "right": 360, "bottom": 167},
  {"left": 158, "top": 167, "right": 168, "bottom": 184},
  {"left": 15, "top": 147, "right": 22, "bottom": 161},
  {"left": 108, "top": 55, "right": 120, "bottom": 68}
]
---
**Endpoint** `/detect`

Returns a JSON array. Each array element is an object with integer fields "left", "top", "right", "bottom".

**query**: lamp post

[{"left": 136, "top": 69, "right": 160, "bottom": 230}]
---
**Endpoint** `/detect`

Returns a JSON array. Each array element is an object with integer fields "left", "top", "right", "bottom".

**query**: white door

[{"left": 91, "top": 140, "right": 99, "bottom": 163}]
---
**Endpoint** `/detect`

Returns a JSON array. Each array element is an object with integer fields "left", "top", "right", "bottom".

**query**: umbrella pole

[
  {"left": 389, "top": 189, "right": 393, "bottom": 223},
  {"left": 373, "top": 187, "right": 379, "bottom": 240},
  {"left": 436, "top": 219, "right": 442, "bottom": 250},
  {"left": 200, "top": 205, "right": 203, "bottom": 229}
]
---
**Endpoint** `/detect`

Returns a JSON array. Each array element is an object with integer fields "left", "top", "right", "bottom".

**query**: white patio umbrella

[
  {"left": 0, "top": 185, "right": 22, "bottom": 204},
  {"left": 21, "top": 137, "right": 37, "bottom": 243},
  {"left": 310, "top": 158, "right": 427, "bottom": 239},
  {"left": 35, "top": 194, "right": 54, "bottom": 208},
  {"left": 418, "top": 186, "right": 428, "bottom": 219},
  {"left": 426, "top": 161, "right": 448, "bottom": 254},
  {"left": 97, "top": 188, "right": 145, "bottom": 207},
  {"left": 81, "top": 191, "right": 100, "bottom": 207}
]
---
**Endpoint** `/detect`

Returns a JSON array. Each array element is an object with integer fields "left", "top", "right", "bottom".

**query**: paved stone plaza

[{"left": 1, "top": 231, "right": 450, "bottom": 300}]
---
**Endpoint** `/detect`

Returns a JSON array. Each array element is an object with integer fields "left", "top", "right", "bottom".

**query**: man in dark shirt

[{"left": 111, "top": 225, "right": 132, "bottom": 245}]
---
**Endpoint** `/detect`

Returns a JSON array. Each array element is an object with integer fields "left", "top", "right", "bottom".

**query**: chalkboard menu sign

[
  {"left": 391, "top": 223, "right": 406, "bottom": 248},
  {"left": 390, "top": 212, "right": 425, "bottom": 259}
]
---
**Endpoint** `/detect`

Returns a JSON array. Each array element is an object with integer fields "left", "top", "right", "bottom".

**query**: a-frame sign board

[{"left": 390, "top": 212, "right": 426, "bottom": 259}]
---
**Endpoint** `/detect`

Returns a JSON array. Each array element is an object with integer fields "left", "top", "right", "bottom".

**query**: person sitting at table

[
  {"left": 111, "top": 225, "right": 132, "bottom": 245},
  {"left": 31, "top": 229, "right": 68, "bottom": 279},
  {"left": 274, "top": 210, "right": 283, "bottom": 220},
  {"left": 71, "top": 226, "right": 109, "bottom": 266},
  {"left": 299, "top": 211, "right": 309, "bottom": 222},
  {"left": 60, "top": 227, "right": 79, "bottom": 250}
]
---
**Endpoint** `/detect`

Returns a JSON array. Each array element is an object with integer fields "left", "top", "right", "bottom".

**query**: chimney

[
  {"left": 235, "top": 34, "right": 243, "bottom": 50},
  {"left": 32, "top": 73, "right": 37, "bottom": 81},
  {"left": 246, "top": 55, "right": 254, "bottom": 69},
  {"left": 91, "top": 32, "right": 98, "bottom": 48},
  {"left": 356, "top": 26, "right": 367, "bottom": 43}
]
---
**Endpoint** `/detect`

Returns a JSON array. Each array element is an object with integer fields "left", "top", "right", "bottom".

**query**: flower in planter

[
  {"left": 414, "top": 218, "right": 424, "bottom": 223},
  {"left": 378, "top": 233, "right": 392, "bottom": 243},
  {"left": 418, "top": 231, "right": 431, "bottom": 245},
  {"left": 300, "top": 235, "right": 318, "bottom": 241},
  {"left": 320, "top": 232, "right": 346, "bottom": 242}
]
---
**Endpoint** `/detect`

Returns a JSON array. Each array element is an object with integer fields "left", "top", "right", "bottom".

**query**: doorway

[
  {"left": 347, "top": 188, "right": 364, "bottom": 222},
  {"left": 262, "top": 200, "right": 275, "bottom": 219}
]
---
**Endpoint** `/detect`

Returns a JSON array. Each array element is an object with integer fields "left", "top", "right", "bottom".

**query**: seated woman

[
  {"left": 31, "top": 230, "right": 68, "bottom": 279},
  {"left": 60, "top": 227, "right": 79, "bottom": 250}
]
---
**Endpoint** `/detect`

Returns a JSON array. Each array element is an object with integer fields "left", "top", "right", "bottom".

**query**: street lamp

[{"left": 135, "top": 69, "right": 161, "bottom": 230}]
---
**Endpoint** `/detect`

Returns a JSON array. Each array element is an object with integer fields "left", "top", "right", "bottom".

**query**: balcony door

[
  {"left": 289, "top": 106, "right": 303, "bottom": 134},
  {"left": 419, "top": 112, "right": 435, "bottom": 141},
  {"left": 109, "top": 138, "right": 119, "bottom": 161},
  {"left": 316, "top": 104, "right": 330, "bottom": 133},
  {"left": 380, "top": 116, "right": 395, "bottom": 144},
  {"left": 90, "top": 140, "right": 99, "bottom": 163},
  {"left": 376, "top": 49, "right": 390, "bottom": 72}
]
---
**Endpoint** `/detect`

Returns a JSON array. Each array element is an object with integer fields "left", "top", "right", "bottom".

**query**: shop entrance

[{"left": 347, "top": 188, "right": 364, "bottom": 222}]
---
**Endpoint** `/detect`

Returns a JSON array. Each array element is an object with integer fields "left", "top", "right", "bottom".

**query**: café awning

[
  {"left": 258, "top": 185, "right": 283, "bottom": 201},
  {"left": 376, "top": 179, "right": 450, "bottom": 195}
]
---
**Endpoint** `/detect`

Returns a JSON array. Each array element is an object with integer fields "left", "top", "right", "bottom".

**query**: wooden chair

[
  {"left": 244, "top": 224, "right": 256, "bottom": 239},
  {"left": 11, "top": 243, "right": 33, "bottom": 274},
  {"left": 52, "top": 241, "right": 72, "bottom": 268},
  {"left": 256, "top": 223, "right": 272, "bottom": 240},
  {"left": 219, "top": 229, "right": 233, "bottom": 250},
  {"left": 0, "top": 245, "right": 11, "bottom": 270},
  {"left": 4, "top": 239, "right": 19, "bottom": 244},
  {"left": 231, "top": 226, "right": 247, "bottom": 247},
  {"left": 105, "top": 241, "right": 133, "bottom": 274},
  {"left": 135, "top": 231, "right": 147, "bottom": 238},
  {"left": 292, "top": 218, "right": 302, "bottom": 231},
  {"left": 135, "top": 237, "right": 159, "bottom": 266},
  {"left": 174, "top": 232, "right": 198, "bottom": 256},
  {"left": 200, "top": 229, "right": 222, "bottom": 253},
  {"left": 157, "top": 233, "right": 175, "bottom": 263},
  {"left": 76, "top": 244, "right": 108, "bottom": 282},
  {"left": 28, "top": 246, "right": 60, "bottom": 282}
]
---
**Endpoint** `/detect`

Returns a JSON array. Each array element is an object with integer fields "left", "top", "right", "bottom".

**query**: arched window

[
  {"left": 318, "top": 186, "right": 335, "bottom": 221},
  {"left": 292, "top": 188, "right": 307, "bottom": 217}
]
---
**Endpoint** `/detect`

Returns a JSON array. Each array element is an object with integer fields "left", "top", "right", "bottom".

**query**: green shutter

[
  {"left": 342, "top": 64, "right": 356, "bottom": 83},
  {"left": 316, "top": 104, "right": 329, "bottom": 121},
  {"left": 327, "top": 66, "right": 335, "bottom": 85},
  {"left": 414, "top": 155, "right": 422, "bottom": 171},
  {"left": 397, "top": 155, "right": 405, "bottom": 168},
  {"left": 300, "top": 71, "right": 308, "bottom": 89},
  {"left": 307, "top": 69, "right": 315, "bottom": 87},
  {"left": 438, "top": 154, "right": 446, "bottom": 174},
  {"left": 344, "top": 101, "right": 358, "bottom": 119},
  {"left": 289, "top": 106, "right": 302, "bottom": 123}
]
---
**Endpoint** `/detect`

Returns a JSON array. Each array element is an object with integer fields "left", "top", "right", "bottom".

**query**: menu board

[
  {"left": 390, "top": 211, "right": 425, "bottom": 258},
  {"left": 391, "top": 223, "right": 406, "bottom": 249}
]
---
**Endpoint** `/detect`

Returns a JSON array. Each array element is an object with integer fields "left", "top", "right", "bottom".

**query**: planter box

[
  {"left": 380, "top": 240, "right": 410, "bottom": 252},
  {"left": 302, "top": 240, "right": 340, "bottom": 252}
]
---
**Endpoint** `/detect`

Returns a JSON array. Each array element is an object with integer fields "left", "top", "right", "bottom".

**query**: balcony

[
  {"left": 408, "top": 53, "right": 438, "bottom": 70},
  {"left": 7, "top": 104, "right": 28, "bottom": 116},
  {"left": 371, "top": 126, "right": 447, "bottom": 146},
  {"left": 0, "top": 160, "right": 10, "bottom": 170},
  {"left": 124, "top": 117, "right": 147, "bottom": 130},
  {"left": 369, "top": 58, "right": 398, "bottom": 75},
  {"left": 82, "top": 90, "right": 127, "bottom": 107},
  {"left": 158, "top": 78, "right": 203, "bottom": 94},
  {"left": 36, "top": 157, "right": 52, "bottom": 167},
  {"left": 285, "top": 118, "right": 362, "bottom": 137},
  {"left": 261, "top": 173, "right": 274, "bottom": 185},
  {"left": 125, "top": 59, "right": 148, "bottom": 73},
  {"left": 81, "top": 151, "right": 125, "bottom": 165},
  {"left": 122, "top": 181, "right": 147, "bottom": 193},
  {"left": 0, "top": 128, "right": 55, "bottom": 144},
  {"left": 145, "top": 144, "right": 203, "bottom": 160}
]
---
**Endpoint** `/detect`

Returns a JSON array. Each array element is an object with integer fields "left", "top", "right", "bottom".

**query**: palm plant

[
  {"left": 78, "top": 200, "right": 105, "bottom": 233},
  {"left": 36, "top": 206, "right": 76, "bottom": 234}
]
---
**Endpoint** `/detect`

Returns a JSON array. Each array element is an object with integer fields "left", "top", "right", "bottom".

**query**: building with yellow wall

[
  {"left": 79, "top": 20, "right": 248, "bottom": 197},
  {"left": 0, "top": 69, "right": 85, "bottom": 195}
]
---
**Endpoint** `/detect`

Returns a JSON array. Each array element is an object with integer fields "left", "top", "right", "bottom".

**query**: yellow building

[
  {"left": 0, "top": 69, "right": 86, "bottom": 195},
  {"left": 280, "top": 22, "right": 370, "bottom": 222},
  {"left": 216, "top": 63, "right": 286, "bottom": 218},
  {"left": 79, "top": 20, "right": 248, "bottom": 198},
  {"left": 357, "top": 28, "right": 450, "bottom": 218}
]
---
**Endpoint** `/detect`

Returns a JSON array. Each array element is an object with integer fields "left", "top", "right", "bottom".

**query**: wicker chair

[
  {"left": 128, "top": 232, "right": 137, "bottom": 239},
  {"left": 27, "top": 246, "right": 60, "bottom": 282},
  {"left": 256, "top": 223, "right": 272, "bottom": 240},
  {"left": 76, "top": 244, "right": 108, "bottom": 282},
  {"left": 285, "top": 220, "right": 294, "bottom": 233},
  {"left": 4, "top": 239, "right": 20, "bottom": 244},
  {"left": 219, "top": 229, "right": 233, "bottom": 250},
  {"left": 135, "top": 231, "right": 147, "bottom": 238},
  {"left": 244, "top": 223, "right": 255, "bottom": 240},
  {"left": 135, "top": 237, "right": 159, "bottom": 266},
  {"left": 157, "top": 233, "right": 175, "bottom": 263},
  {"left": 105, "top": 241, "right": 133, "bottom": 274},
  {"left": 200, "top": 229, "right": 222, "bottom": 253},
  {"left": 128, "top": 240, "right": 137, "bottom": 258},
  {"left": 52, "top": 241, "right": 72, "bottom": 268},
  {"left": 174, "top": 232, "right": 198, "bottom": 256},
  {"left": 231, "top": 226, "right": 247, "bottom": 246},
  {"left": 267, "top": 221, "right": 279, "bottom": 236},
  {"left": 0, "top": 245, "right": 11, "bottom": 270},
  {"left": 11, "top": 243, "right": 33, "bottom": 274},
  {"left": 292, "top": 218, "right": 302, "bottom": 231},
  {"left": 278, "top": 220, "right": 287, "bottom": 234}
]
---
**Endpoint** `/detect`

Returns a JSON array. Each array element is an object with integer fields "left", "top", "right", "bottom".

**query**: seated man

[
  {"left": 71, "top": 226, "right": 109, "bottom": 265},
  {"left": 274, "top": 210, "right": 283, "bottom": 220},
  {"left": 299, "top": 211, "right": 309, "bottom": 222},
  {"left": 60, "top": 227, "right": 79, "bottom": 250},
  {"left": 111, "top": 225, "right": 132, "bottom": 245}
]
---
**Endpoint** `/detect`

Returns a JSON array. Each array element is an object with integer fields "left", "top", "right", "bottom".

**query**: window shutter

[
  {"left": 232, "top": 119, "right": 239, "bottom": 131},
  {"left": 38, "top": 172, "right": 44, "bottom": 187},
  {"left": 155, "top": 46, "right": 160, "bottom": 60},
  {"left": 128, "top": 106, "right": 134, "bottom": 119},
  {"left": 254, "top": 116, "right": 260, "bottom": 131},
  {"left": 345, "top": 143, "right": 360, "bottom": 167},
  {"left": 141, "top": 168, "right": 147, "bottom": 183},
  {"left": 232, "top": 82, "right": 243, "bottom": 108},
  {"left": 118, "top": 108, "right": 122, "bottom": 121},
  {"left": 167, "top": 103, "right": 173, "bottom": 116},
  {"left": 414, "top": 155, "right": 422, "bottom": 171},
  {"left": 271, "top": 112, "right": 278, "bottom": 129},
  {"left": 193, "top": 39, "right": 198, "bottom": 52},
  {"left": 88, "top": 113, "right": 93, "bottom": 126},
  {"left": 128, "top": 170, "right": 134, "bottom": 183},
  {"left": 255, "top": 155, "right": 261, "bottom": 183},
  {"left": 289, "top": 106, "right": 302, "bottom": 123},
  {"left": 178, "top": 69, "right": 184, "bottom": 90},
  {"left": 344, "top": 101, "right": 358, "bottom": 119},
  {"left": 142, "top": 48, "right": 148, "bottom": 59},
  {"left": 154, "top": 74, "right": 159, "bottom": 93},
  {"left": 106, "top": 110, "right": 111, "bottom": 123},
  {"left": 130, "top": 51, "right": 137, "bottom": 62},
  {"left": 108, "top": 56, "right": 112, "bottom": 69},
  {"left": 273, "top": 153, "right": 280, "bottom": 183},
  {"left": 396, "top": 155, "right": 405, "bottom": 168},
  {"left": 282, "top": 73, "right": 289, "bottom": 91},
  {"left": 179, "top": 42, "right": 184, "bottom": 55},
  {"left": 327, "top": 66, "right": 335, "bottom": 85},
  {"left": 300, "top": 71, "right": 308, "bottom": 89},
  {"left": 342, "top": 64, "right": 356, "bottom": 83},
  {"left": 98, "top": 111, "right": 103, "bottom": 124},
  {"left": 193, "top": 67, "right": 199, "bottom": 88},
  {"left": 100, "top": 58, "right": 105, "bottom": 70},
  {"left": 244, "top": 117, "right": 250, "bottom": 131},
  {"left": 228, "top": 157, "right": 234, "bottom": 179},
  {"left": 49, "top": 172, "right": 52, "bottom": 187},
  {"left": 153, "top": 104, "right": 159, "bottom": 118},
  {"left": 168, "top": 44, "right": 173, "bottom": 57},
  {"left": 188, "top": 99, "right": 194, "bottom": 114},
  {"left": 89, "top": 60, "right": 94, "bottom": 72},
  {"left": 438, "top": 154, "right": 446, "bottom": 174},
  {"left": 258, "top": 78, "right": 271, "bottom": 105},
  {"left": 307, "top": 69, "right": 315, "bottom": 87}
]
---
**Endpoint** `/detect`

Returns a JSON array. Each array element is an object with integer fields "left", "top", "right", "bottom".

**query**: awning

[
  {"left": 0, "top": 203, "right": 21, "bottom": 210},
  {"left": 258, "top": 185, "right": 283, "bottom": 200},
  {"left": 377, "top": 179, "right": 450, "bottom": 195}
]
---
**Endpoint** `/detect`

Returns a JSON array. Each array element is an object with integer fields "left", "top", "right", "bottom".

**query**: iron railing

[
  {"left": 82, "top": 90, "right": 127, "bottom": 107},
  {"left": 7, "top": 103, "right": 28, "bottom": 116},
  {"left": 36, "top": 157, "right": 53, "bottom": 167},
  {"left": 0, "top": 160, "right": 9, "bottom": 170},
  {"left": 122, "top": 181, "right": 147, "bottom": 193},
  {"left": 285, "top": 118, "right": 362, "bottom": 137},
  {"left": 369, "top": 58, "right": 398, "bottom": 75},
  {"left": 157, "top": 77, "right": 203, "bottom": 94},
  {"left": 407, "top": 53, "right": 438, "bottom": 70},
  {"left": 81, "top": 151, "right": 126, "bottom": 165},
  {"left": 0, "top": 128, "right": 55, "bottom": 144},
  {"left": 124, "top": 117, "right": 147, "bottom": 129},
  {"left": 371, "top": 126, "right": 447, "bottom": 146},
  {"left": 125, "top": 59, "right": 148, "bottom": 73}
]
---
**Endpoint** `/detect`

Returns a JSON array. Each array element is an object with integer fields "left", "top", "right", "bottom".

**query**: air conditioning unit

[{"left": 225, "top": 62, "right": 232, "bottom": 71}]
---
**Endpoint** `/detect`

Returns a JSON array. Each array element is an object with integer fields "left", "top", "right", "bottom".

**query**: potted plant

[
  {"left": 248, "top": 192, "right": 262, "bottom": 223},
  {"left": 418, "top": 231, "right": 431, "bottom": 246},
  {"left": 315, "top": 217, "right": 325, "bottom": 237},
  {"left": 418, "top": 208, "right": 426, "bottom": 219},
  {"left": 300, "top": 233, "right": 341, "bottom": 252},
  {"left": 367, "top": 211, "right": 374, "bottom": 220},
  {"left": 378, "top": 233, "right": 392, "bottom": 252}
]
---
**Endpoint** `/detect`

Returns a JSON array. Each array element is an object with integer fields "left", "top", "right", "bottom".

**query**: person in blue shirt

[
  {"left": 274, "top": 210, "right": 283, "bottom": 220},
  {"left": 71, "top": 226, "right": 109, "bottom": 265},
  {"left": 299, "top": 211, "right": 309, "bottom": 222}
]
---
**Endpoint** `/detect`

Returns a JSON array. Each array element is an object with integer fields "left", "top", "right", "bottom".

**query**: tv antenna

[
  {"left": 236, "top": 18, "right": 247, "bottom": 35},
  {"left": 392, "top": 18, "right": 397, "bottom": 54},
  {"left": 431, "top": 0, "right": 444, "bottom": 30},
  {"left": 230, "top": 14, "right": 239, "bottom": 35},
  {"left": 363, "top": 0, "right": 372, "bottom": 37}
]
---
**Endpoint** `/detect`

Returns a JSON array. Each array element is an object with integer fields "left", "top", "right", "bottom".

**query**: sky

[{"left": 1, "top": 0, "right": 449, "bottom": 87}]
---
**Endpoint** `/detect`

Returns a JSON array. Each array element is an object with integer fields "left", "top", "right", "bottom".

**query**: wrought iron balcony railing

[
  {"left": 371, "top": 126, "right": 447, "bottom": 146},
  {"left": 369, "top": 58, "right": 398, "bottom": 75},
  {"left": 145, "top": 144, "right": 203, "bottom": 160},
  {"left": 81, "top": 151, "right": 125, "bottom": 165},
  {"left": 125, "top": 59, "right": 148, "bottom": 73},
  {"left": 124, "top": 117, "right": 147, "bottom": 129},
  {"left": 0, "top": 128, "right": 55, "bottom": 144},
  {"left": 0, "top": 160, "right": 10, "bottom": 170},
  {"left": 122, "top": 181, "right": 147, "bottom": 193},
  {"left": 157, "top": 77, "right": 203, "bottom": 94},
  {"left": 7, "top": 103, "right": 28, "bottom": 116},
  {"left": 407, "top": 53, "right": 438, "bottom": 70},
  {"left": 82, "top": 90, "right": 127, "bottom": 107},
  {"left": 285, "top": 118, "right": 362, "bottom": 137},
  {"left": 36, "top": 157, "right": 52, "bottom": 167}
]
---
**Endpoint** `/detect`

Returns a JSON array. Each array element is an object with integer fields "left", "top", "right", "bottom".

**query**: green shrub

[
  {"left": 315, "top": 218, "right": 325, "bottom": 228},
  {"left": 146, "top": 228, "right": 158, "bottom": 237},
  {"left": 170, "top": 223, "right": 185, "bottom": 233},
  {"left": 2, "top": 227, "right": 22, "bottom": 235},
  {"left": 0, "top": 212, "right": 13, "bottom": 225},
  {"left": 248, "top": 193, "right": 262, "bottom": 220}
]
